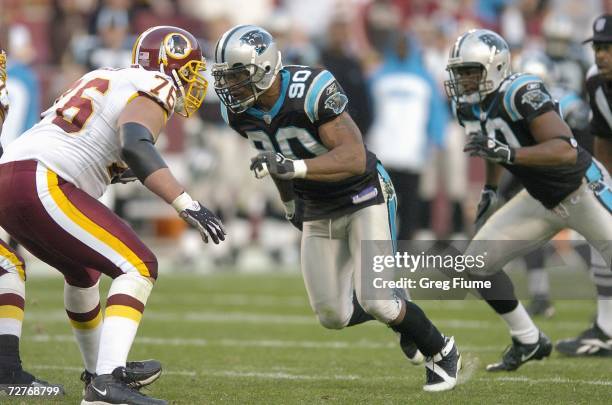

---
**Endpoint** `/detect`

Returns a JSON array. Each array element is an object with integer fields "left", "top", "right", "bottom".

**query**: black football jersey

[
  {"left": 456, "top": 73, "right": 592, "bottom": 209},
  {"left": 223, "top": 65, "right": 383, "bottom": 220},
  {"left": 586, "top": 64, "right": 612, "bottom": 141}
]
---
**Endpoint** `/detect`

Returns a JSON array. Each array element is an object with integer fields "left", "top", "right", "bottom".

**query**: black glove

[
  {"left": 179, "top": 202, "right": 226, "bottom": 244},
  {"left": 283, "top": 199, "right": 304, "bottom": 231},
  {"left": 474, "top": 185, "right": 498, "bottom": 232},
  {"left": 464, "top": 133, "right": 515, "bottom": 164},
  {"left": 250, "top": 152, "right": 307, "bottom": 180},
  {"left": 110, "top": 167, "right": 138, "bottom": 184}
]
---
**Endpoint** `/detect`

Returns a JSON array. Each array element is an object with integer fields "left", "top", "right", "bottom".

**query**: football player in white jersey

[
  {"left": 0, "top": 44, "right": 65, "bottom": 392},
  {"left": 0, "top": 26, "right": 225, "bottom": 405}
]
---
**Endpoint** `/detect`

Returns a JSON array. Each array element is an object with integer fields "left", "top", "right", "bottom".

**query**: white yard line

[
  {"left": 27, "top": 334, "right": 502, "bottom": 352},
  {"left": 482, "top": 376, "right": 612, "bottom": 387},
  {"left": 22, "top": 311, "right": 589, "bottom": 330}
]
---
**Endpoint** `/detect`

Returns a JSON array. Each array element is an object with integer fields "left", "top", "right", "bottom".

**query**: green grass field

[{"left": 10, "top": 272, "right": 612, "bottom": 404}]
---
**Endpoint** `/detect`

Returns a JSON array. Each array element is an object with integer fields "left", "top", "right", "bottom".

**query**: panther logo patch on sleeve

[
  {"left": 521, "top": 88, "right": 551, "bottom": 110},
  {"left": 324, "top": 92, "right": 348, "bottom": 114}
]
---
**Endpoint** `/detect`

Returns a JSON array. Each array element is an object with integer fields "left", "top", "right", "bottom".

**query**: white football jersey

[{"left": 0, "top": 65, "right": 177, "bottom": 198}]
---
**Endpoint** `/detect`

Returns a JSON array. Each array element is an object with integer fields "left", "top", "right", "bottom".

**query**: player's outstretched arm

[{"left": 117, "top": 96, "right": 225, "bottom": 244}]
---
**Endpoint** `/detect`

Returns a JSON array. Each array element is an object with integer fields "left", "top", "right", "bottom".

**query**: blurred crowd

[{"left": 0, "top": 0, "right": 608, "bottom": 269}]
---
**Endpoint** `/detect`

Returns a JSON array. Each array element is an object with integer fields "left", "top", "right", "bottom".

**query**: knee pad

[
  {"left": 109, "top": 273, "right": 153, "bottom": 303},
  {"left": 105, "top": 273, "right": 154, "bottom": 323},
  {"left": 64, "top": 280, "right": 100, "bottom": 312}
]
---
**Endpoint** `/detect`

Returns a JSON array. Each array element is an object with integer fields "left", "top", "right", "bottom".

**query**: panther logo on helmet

[
  {"left": 479, "top": 33, "right": 507, "bottom": 54},
  {"left": 239, "top": 30, "right": 272, "bottom": 55}
]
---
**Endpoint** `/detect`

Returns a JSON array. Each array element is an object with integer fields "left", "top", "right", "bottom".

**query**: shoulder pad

[
  {"left": 304, "top": 69, "right": 341, "bottom": 123},
  {"left": 125, "top": 66, "right": 177, "bottom": 117}
]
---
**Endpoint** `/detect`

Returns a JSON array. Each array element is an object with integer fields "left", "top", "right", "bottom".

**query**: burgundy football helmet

[{"left": 132, "top": 26, "right": 207, "bottom": 117}]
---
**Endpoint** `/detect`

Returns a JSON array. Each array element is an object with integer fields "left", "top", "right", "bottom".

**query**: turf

[{"left": 11, "top": 272, "right": 612, "bottom": 404}]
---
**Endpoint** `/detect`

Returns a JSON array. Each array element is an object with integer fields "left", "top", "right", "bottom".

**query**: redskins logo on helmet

[
  {"left": 132, "top": 26, "right": 207, "bottom": 117},
  {"left": 162, "top": 33, "right": 192, "bottom": 60}
]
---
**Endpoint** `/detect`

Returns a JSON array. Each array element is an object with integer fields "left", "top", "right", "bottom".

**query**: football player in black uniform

[
  {"left": 445, "top": 29, "right": 612, "bottom": 370},
  {"left": 212, "top": 25, "right": 461, "bottom": 391},
  {"left": 507, "top": 51, "right": 592, "bottom": 318},
  {"left": 556, "top": 14, "right": 612, "bottom": 357}
]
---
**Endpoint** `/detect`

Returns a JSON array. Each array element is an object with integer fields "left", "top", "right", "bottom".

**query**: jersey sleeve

[
  {"left": 502, "top": 75, "right": 554, "bottom": 123},
  {"left": 304, "top": 70, "right": 348, "bottom": 125},
  {"left": 124, "top": 67, "right": 177, "bottom": 118},
  {"left": 586, "top": 73, "right": 612, "bottom": 140}
]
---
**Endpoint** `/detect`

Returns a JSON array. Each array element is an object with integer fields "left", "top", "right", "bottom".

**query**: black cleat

[
  {"left": 556, "top": 324, "right": 612, "bottom": 357},
  {"left": 81, "top": 359, "right": 162, "bottom": 394},
  {"left": 81, "top": 367, "right": 167, "bottom": 405},
  {"left": 486, "top": 332, "right": 552, "bottom": 371},
  {"left": 423, "top": 336, "right": 461, "bottom": 392},
  {"left": 527, "top": 296, "right": 555, "bottom": 318},
  {"left": 0, "top": 368, "right": 64, "bottom": 395}
]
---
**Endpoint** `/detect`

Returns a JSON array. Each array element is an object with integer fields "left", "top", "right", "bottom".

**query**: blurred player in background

[
  {"left": 556, "top": 14, "right": 612, "bottom": 357},
  {"left": 213, "top": 25, "right": 462, "bottom": 392},
  {"left": 542, "top": 14, "right": 589, "bottom": 96},
  {"left": 445, "top": 29, "right": 612, "bottom": 371},
  {"left": 0, "top": 43, "right": 63, "bottom": 391},
  {"left": 0, "top": 26, "right": 225, "bottom": 404}
]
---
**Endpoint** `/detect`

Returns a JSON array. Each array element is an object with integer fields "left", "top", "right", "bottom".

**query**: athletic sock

[
  {"left": 64, "top": 281, "right": 103, "bottom": 373},
  {"left": 390, "top": 300, "right": 445, "bottom": 357},
  {"left": 96, "top": 274, "right": 153, "bottom": 375},
  {"left": 0, "top": 270, "right": 26, "bottom": 370},
  {"left": 500, "top": 303, "right": 539, "bottom": 344}
]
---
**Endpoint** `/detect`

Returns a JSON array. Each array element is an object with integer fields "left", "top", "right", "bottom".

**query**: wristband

[
  {"left": 293, "top": 160, "right": 307, "bottom": 179},
  {"left": 171, "top": 192, "right": 197, "bottom": 212}
]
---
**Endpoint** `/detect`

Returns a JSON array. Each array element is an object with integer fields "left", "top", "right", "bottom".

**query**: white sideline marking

[
  {"left": 199, "top": 372, "right": 612, "bottom": 387},
  {"left": 27, "top": 334, "right": 502, "bottom": 352},
  {"left": 483, "top": 376, "right": 612, "bottom": 387},
  {"left": 23, "top": 311, "right": 589, "bottom": 330},
  {"left": 210, "top": 370, "right": 361, "bottom": 381}
]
